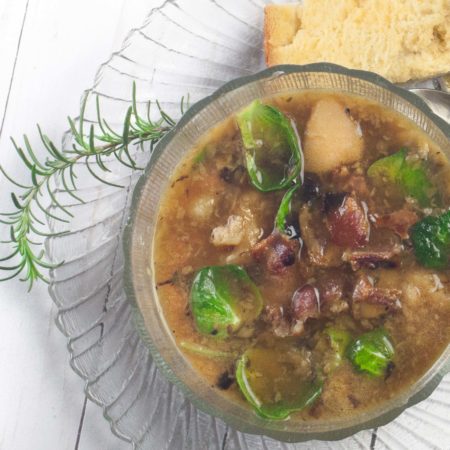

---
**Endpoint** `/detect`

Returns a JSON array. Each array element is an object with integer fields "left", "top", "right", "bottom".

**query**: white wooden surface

[{"left": 0, "top": 1, "right": 163, "bottom": 448}]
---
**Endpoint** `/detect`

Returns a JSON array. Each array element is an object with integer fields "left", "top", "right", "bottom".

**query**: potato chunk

[{"left": 304, "top": 99, "right": 363, "bottom": 173}]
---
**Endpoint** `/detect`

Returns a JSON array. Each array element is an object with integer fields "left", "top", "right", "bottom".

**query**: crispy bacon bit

[
  {"left": 375, "top": 209, "right": 419, "bottom": 239},
  {"left": 352, "top": 275, "right": 402, "bottom": 320},
  {"left": 252, "top": 233, "right": 299, "bottom": 275},
  {"left": 317, "top": 274, "right": 349, "bottom": 316},
  {"left": 325, "top": 193, "right": 370, "bottom": 248},
  {"left": 263, "top": 285, "right": 320, "bottom": 337}
]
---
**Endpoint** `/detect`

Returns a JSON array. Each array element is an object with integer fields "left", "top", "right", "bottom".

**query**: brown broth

[{"left": 153, "top": 91, "right": 450, "bottom": 421}]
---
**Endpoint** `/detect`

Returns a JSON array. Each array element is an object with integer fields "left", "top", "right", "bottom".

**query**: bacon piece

[
  {"left": 291, "top": 285, "right": 320, "bottom": 335},
  {"left": 342, "top": 249, "right": 400, "bottom": 270},
  {"left": 262, "top": 284, "right": 320, "bottom": 337},
  {"left": 352, "top": 275, "right": 402, "bottom": 320},
  {"left": 292, "top": 285, "right": 320, "bottom": 320},
  {"left": 375, "top": 209, "right": 419, "bottom": 239},
  {"left": 252, "top": 233, "right": 299, "bottom": 275},
  {"left": 325, "top": 193, "right": 370, "bottom": 248},
  {"left": 342, "top": 228, "right": 403, "bottom": 270},
  {"left": 317, "top": 273, "right": 349, "bottom": 316}
]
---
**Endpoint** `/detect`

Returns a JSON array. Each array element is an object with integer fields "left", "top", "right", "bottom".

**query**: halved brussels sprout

[
  {"left": 411, "top": 210, "right": 450, "bottom": 269},
  {"left": 275, "top": 184, "right": 301, "bottom": 237},
  {"left": 346, "top": 328, "right": 394, "bottom": 377},
  {"left": 190, "top": 265, "right": 263, "bottom": 339},
  {"left": 367, "top": 148, "right": 435, "bottom": 207},
  {"left": 235, "top": 347, "right": 322, "bottom": 420},
  {"left": 236, "top": 100, "right": 303, "bottom": 192}
]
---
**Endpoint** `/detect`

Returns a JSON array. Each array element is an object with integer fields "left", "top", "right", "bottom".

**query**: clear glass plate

[{"left": 46, "top": 1, "right": 450, "bottom": 448}]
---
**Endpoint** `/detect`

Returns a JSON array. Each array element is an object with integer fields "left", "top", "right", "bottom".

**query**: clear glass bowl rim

[{"left": 123, "top": 63, "right": 450, "bottom": 443}]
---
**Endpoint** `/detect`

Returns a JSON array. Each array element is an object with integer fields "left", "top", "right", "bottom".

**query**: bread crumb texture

[{"left": 265, "top": 0, "right": 450, "bottom": 82}]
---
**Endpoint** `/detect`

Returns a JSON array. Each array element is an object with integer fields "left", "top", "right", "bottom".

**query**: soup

[{"left": 154, "top": 91, "right": 450, "bottom": 421}]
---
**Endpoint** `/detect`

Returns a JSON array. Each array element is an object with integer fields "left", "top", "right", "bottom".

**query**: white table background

[
  {"left": 0, "top": 1, "right": 163, "bottom": 448},
  {"left": 1, "top": 2, "right": 449, "bottom": 450}
]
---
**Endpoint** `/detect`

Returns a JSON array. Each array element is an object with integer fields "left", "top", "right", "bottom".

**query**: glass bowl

[{"left": 123, "top": 63, "right": 450, "bottom": 442}]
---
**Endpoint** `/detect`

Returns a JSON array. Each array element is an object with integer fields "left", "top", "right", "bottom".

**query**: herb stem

[{"left": 0, "top": 83, "right": 185, "bottom": 289}]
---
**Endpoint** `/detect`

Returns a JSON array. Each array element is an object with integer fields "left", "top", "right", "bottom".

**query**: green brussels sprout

[
  {"left": 323, "top": 327, "right": 352, "bottom": 372},
  {"left": 235, "top": 347, "right": 322, "bottom": 420},
  {"left": 275, "top": 184, "right": 301, "bottom": 237},
  {"left": 346, "top": 328, "right": 394, "bottom": 377},
  {"left": 236, "top": 100, "right": 303, "bottom": 192},
  {"left": 410, "top": 210, "right": 450, "bottom": 269},
  {"left": 189, "top": 265, "right": 263, "bottom": 339},
  {"left": 367, "top": 148, "right": 435, "bottom": 207}
]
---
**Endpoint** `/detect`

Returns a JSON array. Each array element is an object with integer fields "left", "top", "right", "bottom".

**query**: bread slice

[{"left": 265, "top": 1, "right": 450, "bottom": 83}]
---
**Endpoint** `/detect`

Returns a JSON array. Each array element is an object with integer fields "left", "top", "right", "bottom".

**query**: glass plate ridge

[{"left": 45, "top": 1, "right": 450, "bottom": 449}]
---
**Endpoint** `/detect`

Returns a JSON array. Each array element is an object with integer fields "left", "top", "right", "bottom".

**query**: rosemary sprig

[{"left": 0, "top": 83, "right": 187, "bottom": 290}]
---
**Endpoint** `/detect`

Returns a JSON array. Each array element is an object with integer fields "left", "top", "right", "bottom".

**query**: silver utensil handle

[{"left": 409, "top": 88, "right": 450, "bottom": 124}]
